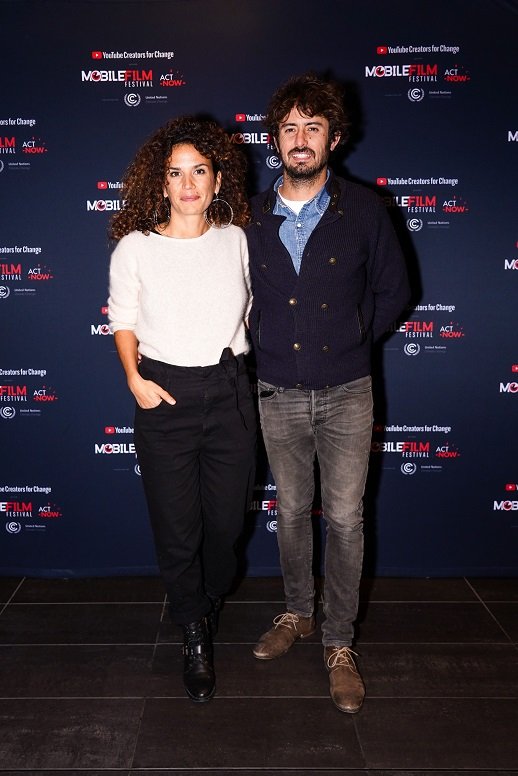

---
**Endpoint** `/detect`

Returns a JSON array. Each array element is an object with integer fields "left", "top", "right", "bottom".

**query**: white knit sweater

[{"left": 108, "top": 226, "right": 251, "bottom": 367}]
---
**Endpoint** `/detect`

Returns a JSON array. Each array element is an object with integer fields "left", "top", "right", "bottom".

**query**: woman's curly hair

[
  {"left": 110, "top": 116, "right": 250, "bottom": 239},
  {"left": 266, "top": 73, "right": 350, "bottom": 147}
]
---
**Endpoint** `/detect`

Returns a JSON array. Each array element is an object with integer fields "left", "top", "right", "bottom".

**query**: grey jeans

[{"left": 258, "top": 375, "right": 373, "bottom": 646}]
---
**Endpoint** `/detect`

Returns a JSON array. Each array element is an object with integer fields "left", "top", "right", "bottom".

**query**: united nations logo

[
  {"left": 408, "top": 88, "right": 425, "bottom": 102},
  {"left": 266, "top": 155, "right": 282, "bottom": 170},
  {"left": 124, "top": 93, "right": 141, "bottom": 107}
]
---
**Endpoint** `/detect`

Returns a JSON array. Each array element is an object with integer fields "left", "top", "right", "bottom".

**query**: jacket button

[
  {"left": 293, "top": 343, "right": 301, "bottom": 351},
  {"left": 322, "top": 345, "right": 330, "bottom": 352},
  {"left": 321, "top": 303, "right": 329, "bottom": 310},
  {"left": 260, "top": 264, "right": 267, "bottom": 271},
  {"left": 288, "top": 297, "right": 297, "bottom": 306},
  {"left": 329, "top": 257, "right": 337, "bottom": 265}
]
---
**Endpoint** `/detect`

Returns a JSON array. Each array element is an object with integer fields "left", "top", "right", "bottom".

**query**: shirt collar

[{"left": 274, "top": 169, "right": 330, "bottom": 215}]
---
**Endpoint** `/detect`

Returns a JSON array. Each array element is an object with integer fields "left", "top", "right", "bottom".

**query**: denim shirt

[{"left": 273, "top": 173, "right": 331, "bottom": 275}]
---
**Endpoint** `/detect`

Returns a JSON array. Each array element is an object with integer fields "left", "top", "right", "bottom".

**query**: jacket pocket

[
  {"left": 255, "top": 310, "right": 262, "bottom": 348},
  {"left": 357, "top": 305, "right": 366, "bottom": 344}
]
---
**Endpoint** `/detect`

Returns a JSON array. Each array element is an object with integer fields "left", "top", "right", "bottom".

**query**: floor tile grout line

[
  {"left": 464, "top": 576, "right": 494, "bottom": 604},
  {"left": 464, "top": 577, "right": 516, "bottom": 643},
  {"left": 228, "top": 599, "right": 512, "bottom": 604},
  {"left": 4, "top": 601, "right": 169, "bottom": 606},
  {"left": 151, "top": 596, "right": 168, "bottom": 661},
  {"left": 0, "top": 643, "right": 174, "bottom": 648},
  {"left": 352, "top": 710, "right": 369, "bottom": 770},
  {"left": 1, "top": 694, "right": 517, "bottom": 700},
  {"left": 0, "top": 577, "right": 27, "bottom": 616},
  {"left": 5, "top": 598, "right": 518, "bottom": 605},
  {"left": 127, "top": 697, "right": 147, "bottom": 773}
]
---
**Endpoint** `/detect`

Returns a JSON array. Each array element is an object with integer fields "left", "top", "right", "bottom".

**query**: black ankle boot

[
  {"left": 207, "top": 595, "right": 222, "bottom": 637},
  {"left": 182, "top": 618, "right": 215, "bottom": 702}
]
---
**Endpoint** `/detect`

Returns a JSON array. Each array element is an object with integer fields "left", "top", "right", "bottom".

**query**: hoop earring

[
  {"left": 204, "top": 195, "right": 234, "bottom": 228},
  {"left": 153, "top": 198, "right": 170, "bottom": 227}
]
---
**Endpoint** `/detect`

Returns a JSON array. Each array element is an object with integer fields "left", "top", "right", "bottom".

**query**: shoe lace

[
  {"left": 326, "top": 646, "right": 359, "bottom": 671},
  {"left": 273, "top": 612, "right": 301, "bottom": 631}
]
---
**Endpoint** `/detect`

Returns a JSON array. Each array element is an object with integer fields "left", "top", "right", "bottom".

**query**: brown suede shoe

[
  {"left": 253, "top": 612, "right": 316, "bottom": 659},
  {"left": 324, "top": 646, "right": 365, "bottom": 713}
]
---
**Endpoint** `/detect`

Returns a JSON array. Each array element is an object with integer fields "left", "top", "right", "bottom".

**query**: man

[{"left": 246, "top": 74, "right": 410, "bottom": 713}]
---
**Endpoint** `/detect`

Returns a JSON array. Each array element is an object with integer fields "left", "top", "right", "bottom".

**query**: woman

[{"left": 108, "top": 116, "right": 256, "bottom": 703}]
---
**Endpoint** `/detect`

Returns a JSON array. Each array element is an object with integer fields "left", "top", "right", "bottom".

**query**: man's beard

[{"left": 282, "top": 146, "right": 329, "bottom": 185}]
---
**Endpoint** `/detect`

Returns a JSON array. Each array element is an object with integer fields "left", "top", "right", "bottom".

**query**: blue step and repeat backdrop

[{"left": 1, "top": 0, "right": 517, "bottom": 577}]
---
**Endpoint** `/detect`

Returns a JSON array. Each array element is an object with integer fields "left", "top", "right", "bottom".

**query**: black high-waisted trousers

[{"left": 134, "top": 350, "right": 256, "bottom": 624}]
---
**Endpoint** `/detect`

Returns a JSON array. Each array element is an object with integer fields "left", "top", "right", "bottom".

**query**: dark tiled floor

[{"left": 0, "top": 576, "right": 517, "bottom": 774}]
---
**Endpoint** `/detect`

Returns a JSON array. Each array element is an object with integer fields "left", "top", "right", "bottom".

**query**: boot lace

[
  {"left": 273, "top": 612, "right": 302, "bottom": 631},
  {"left": 326, "top": 646, "right": 359, "bottom": 672}
]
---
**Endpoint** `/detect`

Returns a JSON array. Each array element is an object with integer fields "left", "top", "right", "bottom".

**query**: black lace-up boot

[{"left": 182, "top": 618, "right": 215, "bottom": 702}]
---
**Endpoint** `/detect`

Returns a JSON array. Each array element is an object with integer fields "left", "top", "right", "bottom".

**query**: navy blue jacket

[{"left": 246, "top": 172, "right": 410, "bottom": 389}]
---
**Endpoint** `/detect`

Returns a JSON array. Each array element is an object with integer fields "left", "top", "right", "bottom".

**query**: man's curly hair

[
  {"left": 266, "top": 73, "right": 350, "bottom": 147},
  {"left": 110, "top": 116, "right": 250, "bottom": 239}
]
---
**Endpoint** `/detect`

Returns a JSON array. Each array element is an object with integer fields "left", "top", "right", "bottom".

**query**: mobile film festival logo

[
  {"left": 0, "top": 136, "right": 16, "bottom": 154},
  {"left": 94, "top": 441, "right": 136, "bottom": 454},
  {"left": 229, "top": 131, "right": 270, "bottom": 145},
  {"left": 500, "top": 365, "right": 518, "bottom": 394},
  {"left": 81, "top": 68, "right": 153, "bottom": 87}
]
